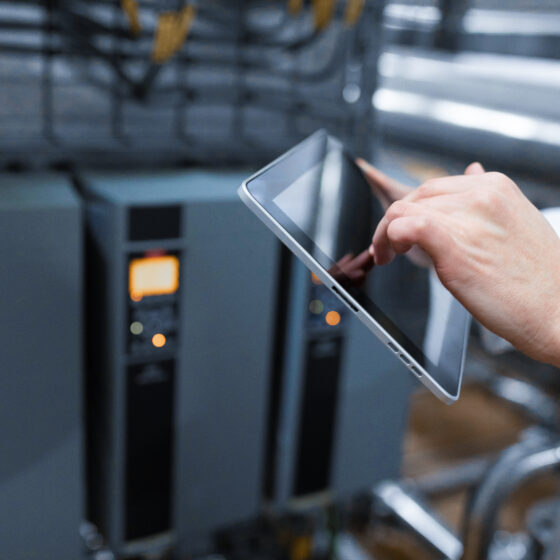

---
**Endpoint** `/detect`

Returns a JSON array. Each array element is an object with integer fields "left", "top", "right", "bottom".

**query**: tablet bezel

[{"left": 238, "top": 130, "right": 469, "bottom": 403}]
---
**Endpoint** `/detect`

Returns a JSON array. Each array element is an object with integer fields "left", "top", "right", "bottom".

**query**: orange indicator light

[
  {"left": 325, "top": 311, "right": 341, "bottom": 326},
  {"left": 129, "top": 255, "right": 179, "bottom": 300},
  {"left": 152, "top": 333, "right": 167, "bottom": 348},
  {"left": 311, "top": 273, "right": 322, "bottom": 286}
]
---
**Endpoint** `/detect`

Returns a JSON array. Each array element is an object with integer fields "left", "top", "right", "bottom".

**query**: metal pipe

[
  {"left": 372, "top": 481, "right": 463, "bottom": 560},
  {"left": 485, "top": 375, "right": 559, "bottom": 429},
  {"left": 462, "top": 428, "right": 560, "bottom": 560},
  {"left": 410, "top": 456, "right": 494, "bottom": 498}
]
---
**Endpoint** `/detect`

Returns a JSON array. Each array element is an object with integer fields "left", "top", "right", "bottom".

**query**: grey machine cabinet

[
  {"left": 265, "top": 253, "right": 413, "bottom": 509},
  {"left": 80, "top": 170, "right": 279, "bottom": 558},
  {"left": 0, "top": 174, "right": 83, "bottom": 560},
  {"left": 264, "top": 156, "right": 419, "bottom": 509}
]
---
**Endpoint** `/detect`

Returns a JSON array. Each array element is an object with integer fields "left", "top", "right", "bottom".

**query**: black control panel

[
  {"left": 124, "top": 250, "right": 181, "bottom": 540},
  {"left": 128, "top": 294, "right": 179, "bottom": 356},
  {"left": 296, "top": 281, "right": 347, "bottom": 496},
  {"left": 294, "top": 335, "right": 343, "bottom": 496},
  {"left": 127, "top": 251, "right": 181, "bottom": 357},
  {"left": 307, "top": 280, "right": 347, "bottom": 331},
  {"left": 125, "top": 359, "right": 175, "bottom": 540}
]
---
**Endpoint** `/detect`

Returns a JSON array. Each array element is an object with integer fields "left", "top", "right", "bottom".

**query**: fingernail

[{"left": 466, "top": 161, "right": 485, "bottom": 175}]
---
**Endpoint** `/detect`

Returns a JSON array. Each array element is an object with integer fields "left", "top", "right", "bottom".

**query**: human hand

[
  {"left": 356, "top": 158, "right": 414, "bottom": 209},
  {"left": 371, "top": 162, "right": 560, "bottom": 366},
  {"left": 357, "top": 157, "right": 431, "bottom": 267}
]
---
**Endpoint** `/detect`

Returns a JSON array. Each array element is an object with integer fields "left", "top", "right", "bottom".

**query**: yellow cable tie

[
  {"left": 121, "top": 0, "right": 141, "bottom": 35},
  {"left": 287, "top": 0, "right": 304, "bottom": 16},
  {"left": 173, "top": 4, "right": 197, "bottom": 52},
  {"left": 312, "top": 0, "right": 337, "bottom": 31},
  {"left": 161, "top": 13, "right": 177, "bottom": 62},
  {"left": 152, "top": 5, "right": 197, "bottom": 64},
  {"left": 344, "top": 0, "right": 364, "bottom": 26},
  {"left": 152, "top": 12, "right": 177, "bottom": 63}
]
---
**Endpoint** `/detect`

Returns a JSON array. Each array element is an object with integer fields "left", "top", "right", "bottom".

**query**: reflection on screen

[{"left": 268, "top": 135, "right": 468, "bottom": 395}]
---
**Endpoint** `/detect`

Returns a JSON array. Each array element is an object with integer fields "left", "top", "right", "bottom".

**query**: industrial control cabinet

[
  {"left": 0, "top": 174, "right": 83, "bottom": 560},
  {"left": 265, "top": 252, "right": 413, "bottom": 509},
  {"left": 80, "top": 170, "right": 279, "bottom": 558}
]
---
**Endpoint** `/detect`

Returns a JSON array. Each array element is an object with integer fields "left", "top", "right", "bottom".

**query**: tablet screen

[{"left": 246, "top": 131, "right": 469, "bottom": 398}]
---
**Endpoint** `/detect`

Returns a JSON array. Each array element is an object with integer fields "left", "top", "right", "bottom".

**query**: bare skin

[{"left": 356, "top": 158, "right": 560, "bottom": 367}]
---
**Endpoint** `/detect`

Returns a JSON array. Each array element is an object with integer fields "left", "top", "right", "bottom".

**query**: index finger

[{"left": 372, "top": 200, "right": 449, "bottom": 266}]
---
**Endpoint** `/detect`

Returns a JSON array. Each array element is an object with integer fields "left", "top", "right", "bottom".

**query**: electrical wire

[
  {"left": 0, "top": 0, "right": 376, "bottom": 165},
  {"left": 3, "top": 0, "right": 359, "bottom": 98}
]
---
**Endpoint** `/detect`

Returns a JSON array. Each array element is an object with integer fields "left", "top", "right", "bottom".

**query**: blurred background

[{"left": 2, "top": 1, "right": 560, "bottom": 560}]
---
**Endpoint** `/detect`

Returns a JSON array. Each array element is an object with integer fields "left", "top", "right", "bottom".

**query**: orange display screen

[{"left": 129, "top": 255, "right": 179, "bottom": 301}]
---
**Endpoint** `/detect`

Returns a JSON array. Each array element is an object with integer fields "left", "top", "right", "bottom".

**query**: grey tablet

[{"left": 238, "top": 130, "right": 470, "bottom": 403}]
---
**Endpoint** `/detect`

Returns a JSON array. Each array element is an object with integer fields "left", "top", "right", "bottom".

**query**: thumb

[{"left": 465, "top": 162, "right": 485, "bottom": 175}]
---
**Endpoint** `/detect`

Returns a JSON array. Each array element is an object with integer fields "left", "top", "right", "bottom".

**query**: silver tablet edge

[{"left": 238, "top": 179, "right": 464, "bottom": 405}]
